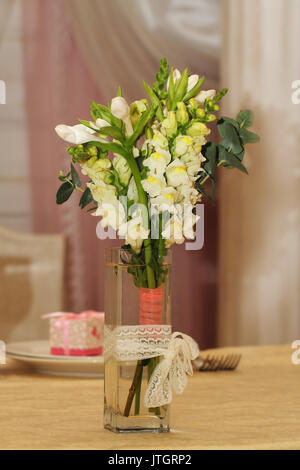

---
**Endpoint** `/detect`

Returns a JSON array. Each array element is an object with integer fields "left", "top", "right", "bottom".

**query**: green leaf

[
  {"left": 79, "top": 187, "right": 93, "bottom": 209},
  {"left": 182, "top": 76, "right": 205, "bottom": 102},
  {"left": 91, "top": 141, "right": 128, "bottom": 159},
  {"left": 98, "top": 125, "right": 125, "bottom": 143},
  {"left": 90, "top": 101, "right": 123, "bottom": 129},
  {"left": 202, "top": 142, "right": 217, "bottom": 178},
  {"left": 195, "top": 180, "right": 215, "bottom": 205},
  {"left": 174, "top": 68, "right": 188, "bottom": 102},
  {"left": 218, "top": 146, "right": 248, "bottom": 174},
  {"left": 217, "top": 120, "right": 243, "bottom": 154},
  {"left": 213, "top": 88, "right": 228, "bottom": 103},
  {"left": 117, "top": 86, "right": 122, "bottom": 97},
  {"left": 143, "top": 81, "right": 163, "bottom": 121},
  {"left": 167, "top": 68, "right": 175, "bottom": 110},
  {"left": 238, "top": 128, "right": 260, "bottom": 144},
  {"left": 127, "top": 106, "right": 156, "bottom": 145},
  {"left": 237, "top": 109, "right": 253, "bottom": 128},
  {"left": 56, "top": 182, "right": 74, "bottom": 204},
  {"left": 71, "top": 163, "right": 82, "bottom": 187}
]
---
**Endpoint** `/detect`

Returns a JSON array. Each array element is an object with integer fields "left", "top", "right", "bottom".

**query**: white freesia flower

[
  {"left": 111, "top": 96, "right": 133, "bottom": 136},
  {"left": 187, "top": 74, "right": 199, "bottom": 92},
  {"left": 118, "top": 209, "right": 149, "bottom": 253},
  {"left": 150, "top": 187, "right": 179, "bottom": 214},
  {"left": 173, "top": 135, "right": 193, "bottom": 157},
  {"left": 162, "top": 214, "right": 185, "bottom": 247},
  {"left": 143, "top": 149, "right": 171, "bottom": 177},
  {"left": 166, "top": 68, "right": 181, "bottom": 90},
  {"left": 141, "top": 174, "right": 166, "bottom": 198},
  {"left": 195, "top": 89, "right": 216, "bottom": 105},
  {"left": 166, "top": 159, "right": 190, "bottom": 187},
  {"left": 95, "top": 201, "right": 126, "bottom": 231},
  {"left": 55, "top": 124, "right": 106, "bottom": 145}
]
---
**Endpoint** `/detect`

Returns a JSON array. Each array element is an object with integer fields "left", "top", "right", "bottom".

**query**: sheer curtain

[
  {"left": 23, "top": 0, "right": 221, "bottom": 347},
  {"left": 62, "top": 0, "right": 220, "bottom": 100},
  {"left": 218, "top": 0, "right": 300, "bottom": 345}
]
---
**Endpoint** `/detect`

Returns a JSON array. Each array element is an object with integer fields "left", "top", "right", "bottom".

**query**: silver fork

[{"left": 193, "top": 353, "right": 242, "bottom": 371}]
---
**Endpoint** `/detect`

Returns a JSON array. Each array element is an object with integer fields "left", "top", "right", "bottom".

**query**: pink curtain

[{"left": 22, "top": 0, "right": 218, "bottom": 347}]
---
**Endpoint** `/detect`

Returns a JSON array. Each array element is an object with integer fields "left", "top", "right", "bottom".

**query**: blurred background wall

[{"left": 0, "top": 0, "right": 299, "bottom": 347}]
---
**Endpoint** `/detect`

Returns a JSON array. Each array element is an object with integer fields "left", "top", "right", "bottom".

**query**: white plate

[{"left": 6, "top": 340, "right": 104, "bottom": 378}]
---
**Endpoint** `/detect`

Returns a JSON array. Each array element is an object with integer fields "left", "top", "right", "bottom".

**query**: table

[{"left": 0, "top": 344, "right": 299, "bottom": 450}]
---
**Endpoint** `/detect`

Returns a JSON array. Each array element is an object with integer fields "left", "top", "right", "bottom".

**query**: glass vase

[{"left": 104, "top": 247, "right": 171, "bottom": 433}]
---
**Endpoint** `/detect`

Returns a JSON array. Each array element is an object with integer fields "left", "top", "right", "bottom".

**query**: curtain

[
  {"left": 23, "top": 0, "right": 221, "bottom": 347},
  {"left": 218, "top": 0, "right": 300, "bottom": 345},
  {"left": 62, "top": 0, "right": 220, "bottom": 100}
]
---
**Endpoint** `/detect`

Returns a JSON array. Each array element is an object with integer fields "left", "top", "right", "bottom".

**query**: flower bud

[
  {"left": 196, "top": 108, "right": 206, "bottom": 119},
  {"left": 130, "top": 99, "right": 147, "bottom": 127},
  {"left": 162, "top": 111, "right": 177, "bottom": 138},
  {"left": 113, "top": 154, "right": 132, "bottom": 186},
  {"left": 176, "top": 102, "right": 189, "bottom": 125},
  {"left": 186, "top": 122, "right": 210, "bottom": 137}
]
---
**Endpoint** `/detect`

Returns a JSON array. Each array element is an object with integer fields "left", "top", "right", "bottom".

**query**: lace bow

[{"left": 144, "top": 332, "right": 199, "bottom": 408}]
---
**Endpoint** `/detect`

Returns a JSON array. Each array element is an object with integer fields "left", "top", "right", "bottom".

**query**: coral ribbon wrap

[
  {"left": 42, "top": 311, "right": 104, "bottom": 355},
  {"left": 139, "top": 285, "right": 163, "bottom": 325},
  {"left": 104, "top": 326, "right": 199, "bottom": 408}
]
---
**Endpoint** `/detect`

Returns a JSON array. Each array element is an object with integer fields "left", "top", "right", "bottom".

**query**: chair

[{"left": 0, "top": 226, "right": 64, "bottom": 342}]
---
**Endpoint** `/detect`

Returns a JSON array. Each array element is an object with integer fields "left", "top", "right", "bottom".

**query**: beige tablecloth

[{"left": 0, "top": 344, "right": 299, "bottom": 450}]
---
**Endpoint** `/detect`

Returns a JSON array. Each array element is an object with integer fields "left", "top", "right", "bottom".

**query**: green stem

[{"left": 124, "top": 149, "right": 156, "bottom": 289}]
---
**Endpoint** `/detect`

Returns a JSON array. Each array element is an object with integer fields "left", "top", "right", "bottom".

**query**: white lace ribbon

[{"left": 104, "top": 325, "right": 199, "bottom": 408}]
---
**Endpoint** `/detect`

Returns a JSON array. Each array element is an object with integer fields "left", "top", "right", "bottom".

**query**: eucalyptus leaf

[
  {"left": 218, "top": 146, "right": 248, "bottom": 174},
  {"left": 238, "top": 127, "right": 260, "bottom": 144},
  {"left": 71, "top": 163, "right": 82, "bottom": 187},
  {"left": 56, "top": 182, "right": 74, "bottom": 204},
  {"left": 218, "top": 120, "right": 243, "bottom": 154},
  {"left": 202, "top": 142, "right": 217, "bottom": 178},
  {"left": 79, "top": 186, "right": 93, "bottom": 209},
  {"left": 237, "top": 109, "right": 253, "bottom": 128}
]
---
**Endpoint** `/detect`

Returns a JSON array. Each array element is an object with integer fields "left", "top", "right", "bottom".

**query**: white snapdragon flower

[
  {"left": 183, "top": 207, "right": 200, "bottom": 239},
  {"left": 118, "top": 209, "right": 149, "bottom": 254},
  {"left": 177, "top": 183, "right": 201, "bottom": 205},
  {"left": 143, "top": 148, "right": 171, "bottom": 177},
  {"left": 173, "top": 135, "right": 193, "bottom": 157},
  {"left": 94, "top": 201, "right": 126, "bottom": 231},
  {"left": 89, "top": 118, "right": 110, "bottom": 130},
  {"left": 181, "top": 152, "right": 205, "bottom": 179},
  {"left": 141, "top": 174, "right": 166, "bottom": 198},
  {"left": 150, "top": 187, "right": 179, "bottom": 214},
  {"left": 81, "top": 157, "right": 112, "bottom": 186},
  {"left": 127, "top": 177, "right": 139, "bottom": 203},
  {"left": 166, "top": 68, "right": 181, "bottom": 89},
  {"left": 187, "top": 74, "right": 199, "bottom": 92},
  {"left": 87, "top": 181, "right": 118, "bottom": 206},
  {"left": 55, "top": 124, "right": 106, "bottom": 145},
  {"left": 111, "top": 96, "right": 133, "bottom": 136},
  {"left": 162, "top": 214, "right": 185, "bottom": 247},
  {"left": 166, "top": 159, "right": 190, "bottom": 187},
  {"left": 112, "top": 154, "right": 131, "bottom": 186},
  {"left": 195, "top": 89, "right": 216, "bottom": 105},
  {"left": 151, "top": 131, "right": 169, "bottom": 150}
]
